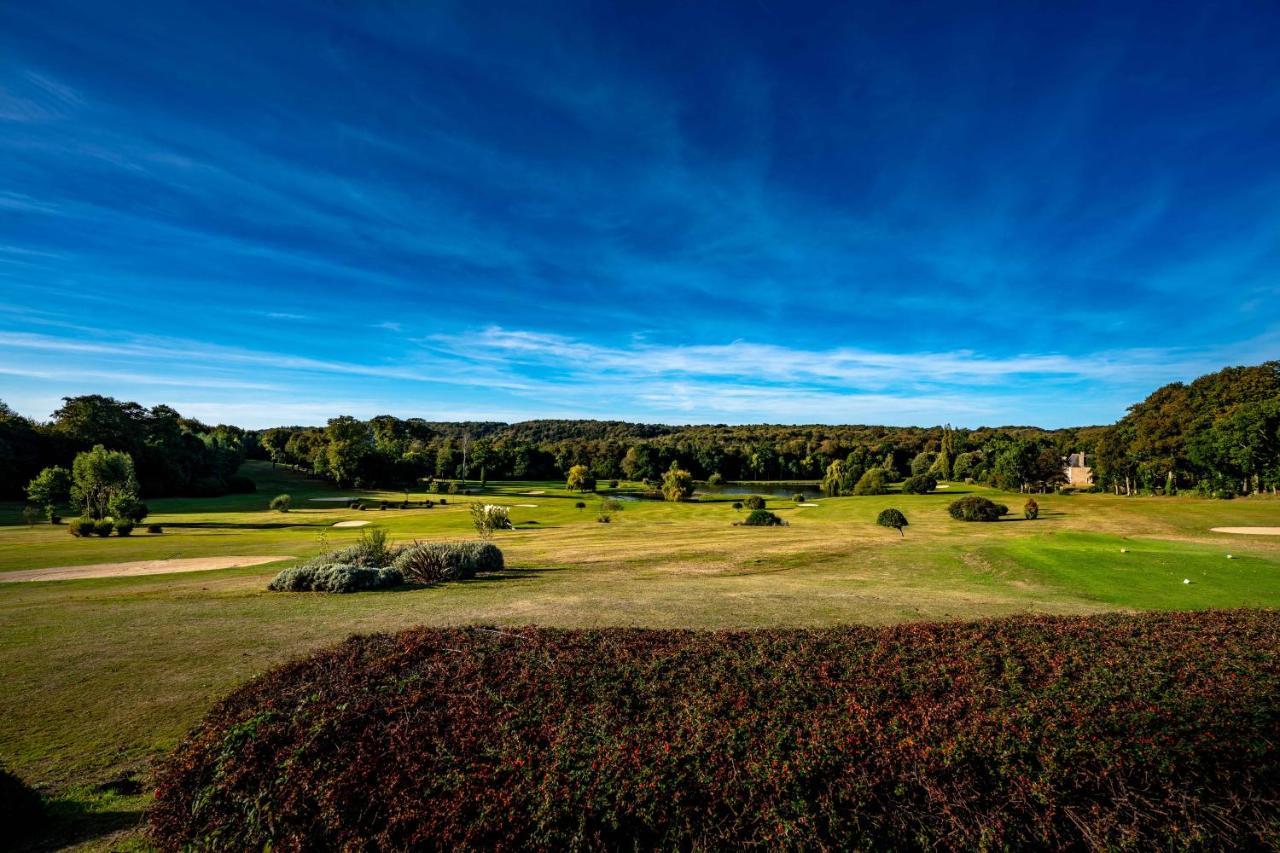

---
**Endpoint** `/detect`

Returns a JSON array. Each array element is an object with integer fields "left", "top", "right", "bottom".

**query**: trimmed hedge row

[{"left": 151, "top": 610, "right": 1280, "bottom": 850}]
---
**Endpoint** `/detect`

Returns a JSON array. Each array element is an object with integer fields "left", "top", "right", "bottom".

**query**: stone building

[{"left": 1063, "top": 452, "right": 1093, "bottom": 487}]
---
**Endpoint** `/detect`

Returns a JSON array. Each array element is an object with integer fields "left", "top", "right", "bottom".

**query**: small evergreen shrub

[
  {"left": 148, "top": 524, "right": 163, "bottom": 534},
  {"left": 901, "top": 474, "right": 937, "bottom": 495},
  {"left": 391, "top": 542, "right": 504, "bottom": 584},
  {"left": 707, "top": 472, "right": 724, "bottom": 486},
  {"left": 270, "top": 494, "right": 292, "bottom": 512},
  {"left": 49, "top": 513, "right": 61, "bottom": 524},
  {"left": 267, "top": 564, "right": 402, "bottom": 593},
  {"left": 70, "top": 517, "right": 95, "bottom": 537},
  {"left": 93, "top": 520, "right": 114, "bottom": 537},
  {"left": 115, "top": 520, "right": 135, "bottom": 536},
  {"left": 732, "top": 501, "right": 744, "bottom": 512},
  {"left": 740, "top": 509, "right": 785, "bottom": 526},
  {"left": 792, "top": 493, "right": 806, "bottom": 503},
  {"left": 744, "top": 495, "right": 766, "bottom": 510},
  {"left": 948, "top": 495, "right": 1008, "bottom": 522},
  {"left": 575, "top": 501, "right": 587, "bottom": 510},
  {"left": 609, "top": 480, "right": 620, "bottom": 489},
  {"left": 876, "top": 508, "right": 908, "bottom": 536},
  {"left": 1024, "top": 498, "right": 1039, "bottom": 520}
]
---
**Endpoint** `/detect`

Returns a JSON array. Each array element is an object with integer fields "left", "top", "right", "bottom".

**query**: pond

[{"left": 695, "top": 482, "right": 823, "bottom": 500}]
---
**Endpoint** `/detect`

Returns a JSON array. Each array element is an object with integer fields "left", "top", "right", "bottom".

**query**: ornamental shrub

[
  {"left": 792, "top": 493, "right": 806, "bottom": 503},
  {"left": 115, "top": 520, "right": 135, "bottom": 536},
  {"left": 147, "top": 524, "right": 163, "bottom": 534},
  {"left": 901, "top": 474, "right": 936, "bottom": 495},
  {"left": 93, "top": 519, "right": 114, "bottom": 537},
  {"left": 1024, "top": 498, "right": 1039, "bottom": 520},
  {"left": 948, "top": 495, "right": 1008, "bottom": 522},
  {"left": 267, "top": 564, "right": 402, "bottom": 593},
  {"left": 269, "top": 494, "right": 291, "bottom": 512},
  {"left": 391, "top": 542, "right": 504, "bottom": 584},
  {"left": 743, "top": 495, "right": 766, "bottom": 510},
  {"left": 150, "top": 611, "right": 1280, "bottom": 851},
  {"left": 69, "top": 517, "right": 95, "bottom": 537},
  {"left": 740, "top": 509, "right": 785, "bottom": 526},
  {"left": 876, "top": 508, "right": 908, "bottom": 536}
]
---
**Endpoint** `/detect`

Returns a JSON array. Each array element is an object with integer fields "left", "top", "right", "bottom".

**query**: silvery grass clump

[
  {"left": 391, "top": 541, "right": 504, "bottom": 584},
  {"left": 268, "top": 564, "right": 403, "bottom": 593}
]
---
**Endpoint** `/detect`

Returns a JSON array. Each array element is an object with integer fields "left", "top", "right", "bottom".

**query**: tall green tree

[{"left": 71, "top": 445, "right": 140, "bottom": 520}]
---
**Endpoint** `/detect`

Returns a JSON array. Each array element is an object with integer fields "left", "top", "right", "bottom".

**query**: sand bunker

[
  {"left": 513, "top": 503, "right": 538, "bottom": 508},
  {"left": 936, "top": 484, "right": 951, "bottom": 488},
  {"left": 0, "top": 555, "right": 293, "bottom": 583},
  {"left": 309, "top": 497, "right": 358, "bottom": 502},
  {"left": 797, "top": 502, "right": 821, "bottom": 507},
  {"left": 523, "top": 490, "right": 546, "bottom": 495},
  {"left": 332, "top": 520, "right": 370, "bottom": 528},
  {"left": 1211, "top": 527, "right": 1280, "bottom": 536}
]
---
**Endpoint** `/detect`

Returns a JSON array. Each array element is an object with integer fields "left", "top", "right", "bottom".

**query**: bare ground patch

[{"left": 0, "top": 556, "right": 293, "bottom": 583}]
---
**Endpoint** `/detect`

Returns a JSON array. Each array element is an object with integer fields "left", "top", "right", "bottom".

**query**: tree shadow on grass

[
  {"left": 21, "top": 793, "right": 145, "bottom": 852},
  {"left": 394, "top": 567, "right": 566, "bottom": 591},
  {"left": 163, "top": 521, "right": 332, "bottom": 530}
]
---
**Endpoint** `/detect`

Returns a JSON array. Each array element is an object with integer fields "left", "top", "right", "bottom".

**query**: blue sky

[{"left": 1, "top": 1, "right": 1278, "bottom": 428}]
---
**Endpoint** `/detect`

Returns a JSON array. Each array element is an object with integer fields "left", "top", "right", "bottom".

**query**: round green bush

[
  {"left": 269, "top": 494, "right": 292, "bottom": 512},
  {"left": 147, "top": 524, "right": 163, "bottom": 534},
  {"left": 743, "top": 495, "right": 766, "bottom": 510},
  {"left": 69, "top": 517, "right": 95, "bottom": 537},
  {"left": 876, "top": 508, "right": 908, "bottom": 536},
  {"left": 93, "top": 519, "right": 114, "bottom": 537},
  {"left": 901, "top": 474, "right": 937, "bottom": 495},
  {"left": 741, "top": 509, "right": 785, "bottom": 526},
  {"left": 115, "top": 520, "right": 135, "bottom": 536},
  {"left": 947, "top": 495, "right": 1008, "bottom": 522}
]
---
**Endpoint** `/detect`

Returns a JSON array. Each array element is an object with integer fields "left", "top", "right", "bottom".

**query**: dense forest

[
  {"left": 0, "top": 395, "right": 253, "bottom": 500},
  {"left": 3, "top": 362, "right": 1277, "bottom": 501}
]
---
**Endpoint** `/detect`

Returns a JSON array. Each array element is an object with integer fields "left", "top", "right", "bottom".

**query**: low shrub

[
  {"left": 740, "top": 509, "right": 785, "bottom": 526},
  {"left": 876, "top": 507, "right": 908, "bottom": 536},
  {"left": 574, "top": 501, "right": 587, "bottom": 510},
  {"left": 1024, "top": 498, "right": 1039, "bottom": 520},
  {"left": 226, "top": 475, "right": 257, "bottom": 494},
  {"left": 21, "top": 506, "right": 40, "bottom": 526},
  {"left": 267, "top": 564, "right": 402, "bottom": 593},
  {"left": 731, "top": 501, "right": 744, "bottom": 512},
  {"left": 69, "top": 517, "right": 95, "bottom": 537},
  {"left": 49, "top": 513, "right": 61, "bottom": 524},
  {"left": 391, "top": 541, "right": 504, "bottom": 584},
  {"left": 325, "top": 528, "right": 398, "bottom": 568},
  {"left": 115, "top": 520, "right": 135, "bottom": 536},
  {"left": 948, "top": 495, "right": 1008, "bottom": 522},
  {"left": 901, "top": 474, "right": 937, "bottom": 495},
  {"left": 148, "top": 524, "right": 163, "bottom": 534},
  {"left": 609, "top": 479, "right": 620, "bottom": 489},
  {"left": 269, "top": 494, "right": 291, "bottom": 513},
  {"left": 150, "top": 611, "right": 1280, "bottom": 851},
  {"left": 0, "top": 764, "right": 45, "bottom": 843},
  {"left": 743, "top": 495, "right": 766, "bottom": 510},
  {"left": 791, "top": 492, "right": 805, "bottom": 503},
  {"left": 707, "top": 472, "right": 724, "bottom": 486},
  {"left": 93, "top": 519, "right": 114, "bottom": 537}
]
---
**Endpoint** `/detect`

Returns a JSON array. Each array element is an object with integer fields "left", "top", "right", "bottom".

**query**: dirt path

[{"left": 0, "top": 556, "right": 293, "bottom": 583}]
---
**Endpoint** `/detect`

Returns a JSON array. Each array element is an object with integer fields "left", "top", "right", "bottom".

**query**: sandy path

[
  {"left": 332, "top": 520, "right": 370, "bottom": 528},
  {"left": 1211, "top": 527, "right": 1280, "bottom": 536},
  {"left": 0, "top": 555, "right": 293, "bottom": 583}
]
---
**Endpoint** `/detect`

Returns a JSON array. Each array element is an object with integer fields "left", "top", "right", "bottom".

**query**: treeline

[
  {"left": 0, "top": 395, "right": 254, "bottom": 500},
  {"left": 256, "top": 416, "right": 1088, "bottom": 493},
  {"left": 1090, "top": 362, "right": 1280, "bottom": 496},
  {"left": 6, "top": 362, "right": 1276, "bottom": 502}
]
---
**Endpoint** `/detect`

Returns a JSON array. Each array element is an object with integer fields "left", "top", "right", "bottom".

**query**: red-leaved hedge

[{"left": 151, "top": 611, "right": 1280, "bottom": 850}]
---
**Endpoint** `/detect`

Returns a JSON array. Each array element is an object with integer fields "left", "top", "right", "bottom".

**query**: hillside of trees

[
  {"left": 0, "top": 395, "right": 253, "bottom": 500},
  {"left": 3, "top": 362, "right": 1277, "bottom": 501}
]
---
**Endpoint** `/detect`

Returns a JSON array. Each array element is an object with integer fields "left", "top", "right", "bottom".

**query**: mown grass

[{"left": 1, "top": 460, "right": 1278, "bottom": 849}]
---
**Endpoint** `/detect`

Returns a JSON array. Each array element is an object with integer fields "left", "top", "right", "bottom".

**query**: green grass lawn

[{"left": 2, "top": 460, "right": 1278, "bottom": 849}]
